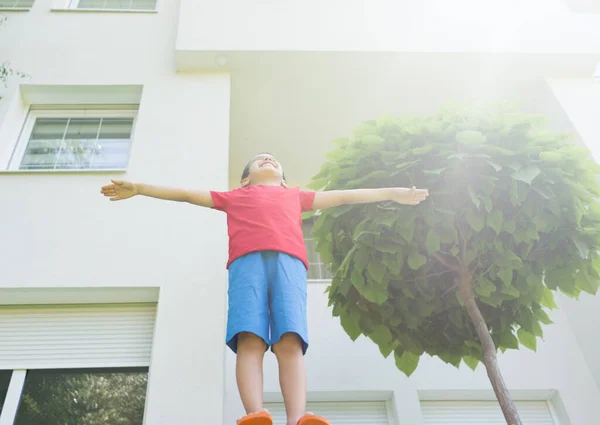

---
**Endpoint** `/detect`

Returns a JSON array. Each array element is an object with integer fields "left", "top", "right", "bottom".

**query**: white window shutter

[
  {"left": 263, "top": 401, "right": 390, "bottom": 425},
  {"left": 421, "top": 400, "right": 557, "bottom": 425},
  {"left": 0, "top": 305, "right": 156, "bottom": 369}
]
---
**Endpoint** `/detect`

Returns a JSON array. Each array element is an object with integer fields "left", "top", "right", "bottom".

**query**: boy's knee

[
  {"left": 272, "top": 332, "right": 302, "bottom": 357},
  {"left": 236, "top": 332, "right": 267, "bottom": 353}
]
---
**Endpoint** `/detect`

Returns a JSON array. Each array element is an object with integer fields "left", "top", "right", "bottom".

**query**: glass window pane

[
  {"left": 0, "top": 1, "right": 35, "bottom": 8},
  {"left": 20, "top": 118, "right": 67, "bottom": 170},
  {"left": 0, "top": 370, "right": 12, "bottom": 414},
  {"left": 14, "top": 368, "right": 148, "bottom": 425},
  {"left": 19, "top": 115, "right": 134, "bottom": 171},
  {"left": 93, "top": 118, "right": 133, "bottom": 169},
  {"left": 54, "top": 118, "right": 101, "bottom": 170},
  {"left": 303, "top": 220, "right": 333, "bottom": 280}
]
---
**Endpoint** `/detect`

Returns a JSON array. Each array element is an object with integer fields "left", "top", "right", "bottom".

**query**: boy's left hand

[{"left": 390, "top": 186, "right": 429, "bottom": 205}]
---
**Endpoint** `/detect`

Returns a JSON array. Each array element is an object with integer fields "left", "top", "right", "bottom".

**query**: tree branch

[
  {"left": 456, "top": 217, "right": 468, "bottom": 266},
  {"left": 457, "top": 274, "right": 523, "bottom": 425},
  {"left": 442, "top": 282, "right": 458, "bottom": 298},
  {"left": 404, "top": 268, "right": 456, "bottom": 284},
  {"left": 433, "top": 252, "right": 461, "bottom": 271}
]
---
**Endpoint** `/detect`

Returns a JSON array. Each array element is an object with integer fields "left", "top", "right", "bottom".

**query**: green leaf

[
  {"left": 511, "top": 165, "right": 541, "bottom": 185},
  {"left": 395, "top": 350, "right": 420, "bottom": 376},
  {"left": 398, "top": 225, "right": 415, "bottom": 243},
  {"left": 535, "top": 309, "right": 553, "bottom": 325},
  {"left": 499, "top": 330, "right": 519, "bottom": 349},
  {"left": 456, "top": 130, "right": 486, "bottom": 145},
  {"left": 482, "top": 196, "right": 493, "bottom": 213},
  {"left": 412, "top": 145, "right": 433, "bottom": 155},
  {"left": 572, "top": 235, "right": 590, "bottom": 259},
  {"left": 424, "top": 168, "right": 446, "bottom": 175},
  {"left": 465, "top": 209, "right": 485, "bottom": 232},
  {"left": 487, "top": 210, "right": 503, "bottom": 234},
  {"left": 575, "top": 269, "right": 600, "bottom": 295},
  {"left": 474, "top": 278, "right": 496, "bottom": 298},
  {"left": 540, "top": 151, "right": 562, "bottom": 163},
  {"left": 517, "top": 328, "right": 537, "bottom": 351},
  {"left": 498, "top": 268, "right": 513, "bottom": 287},
  {"left": 395, "top": 160, "right": 421, "bottom": 170},
  {"left": 486, "top": 160, "right": 503, "bottom": 172},
  {"left": 408, "top": 252, "right": 426, "bottom": 270},
  {"left": 502, "top": 220, "right": 516, "bottom": 234},
  {"left": 540, "top": 287, "right": 558, "bottom": 309},
  {"left": 500, "top": 283, "right": 520, "bottom": 299},
  {"left": 448, "top": 309, "right": 464, "bottom": 328},
  {"left": 340, "top": 311, "right": 362, "bottom": 341},
  {"left": 425, "top": 230, "right": 441, "bottom": 255},
  {"left": 369, "top": 325, "right": 394, "bottom": 358},
  {"left": 353, "top": 248, "right": 370, "bottom": 273},
  {"left": 531, "top": 320, "right": 543, "bottom": 338},
  {"left": 367, "top": 262, "right": 386, "bottom": 284},
  {"left": 463, "top": 355, "right": 480, "bottom": 371},
  {"left": 468, "top": 186, "right": 480, "bottom": 209}
]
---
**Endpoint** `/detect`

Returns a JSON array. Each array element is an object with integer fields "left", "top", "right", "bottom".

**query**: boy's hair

[{"left": 241, "top": 152, "right": 286, "bottom": 182}]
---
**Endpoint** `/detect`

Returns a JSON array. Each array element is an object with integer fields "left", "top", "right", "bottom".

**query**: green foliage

[
  {"left": 14, "top": 369, "right": 147, "bottom": 425},
  {"left": 308, "top": 104, "right": 600, "bottom": 376}
]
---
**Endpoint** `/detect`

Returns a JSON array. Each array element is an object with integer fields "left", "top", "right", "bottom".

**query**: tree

[{"left": 306, "top": 104, "right": 600, "bottom": 425}]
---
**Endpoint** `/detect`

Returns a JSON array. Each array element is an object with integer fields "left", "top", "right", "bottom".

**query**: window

[
  {"left": 0, "top": 304, "right": 155, "bottom": 424},
  {"left": 421, "top": 400, "right": 558, "bottom": 425},
  {"left": 71, "top": 0, "right": 157, "bottom": 10},
  {"left": 0, "top": 368, "right": 148, "bottom": 425},
  {"left": 9, "top": 107, "right": 137, "bottom": 171},
  {"left": 0, "top": 0, "right": 34, "bottom": 8},
  {"left": 303, "top": 217, "right": 333, "bottom": 281},
  {"left": 0, "top": 370, "right": 11, "bottom": 414}
]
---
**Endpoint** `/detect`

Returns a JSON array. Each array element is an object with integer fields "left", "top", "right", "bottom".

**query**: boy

[{"left": 100, "top": 153, "right": 428, "bottom": 425}]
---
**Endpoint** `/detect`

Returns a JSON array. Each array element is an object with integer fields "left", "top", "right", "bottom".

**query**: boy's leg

[
  {"left": 226, "top": 253, "right": 271, "bottom": 420},
  {"left": 236, "top": 332, "right": 268, "bottom": 415},
  {"left": 268, "top": 253, "right": 317, "bottom": 425},
  {"left": 272, "top": 333, "right": 306, "bottom": 425}
]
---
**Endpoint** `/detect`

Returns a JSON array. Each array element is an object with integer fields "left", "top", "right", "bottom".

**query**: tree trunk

[{"left": 457, "top": 273, "right": 523, "bottom": 425}]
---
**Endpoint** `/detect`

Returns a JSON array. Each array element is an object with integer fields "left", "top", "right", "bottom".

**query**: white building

[{"left": 0, "top": 1, "right": 599, "bottom": 424}]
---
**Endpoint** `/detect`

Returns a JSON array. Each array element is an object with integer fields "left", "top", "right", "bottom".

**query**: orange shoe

[
  {"left": 236, "top": 410, "right": 273, "bottom": 425},
  {"left": 297, "top": 413, "right": 331, "bottom": 425}
]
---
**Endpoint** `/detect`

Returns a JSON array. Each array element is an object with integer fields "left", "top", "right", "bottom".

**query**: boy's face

[{"left": 243, "top": 153, "right": 285, "bottom": 186}]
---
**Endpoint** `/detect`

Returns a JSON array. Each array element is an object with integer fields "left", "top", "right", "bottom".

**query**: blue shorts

[{"left": 226, "top": 251, "right": 308, "bottom": 355}]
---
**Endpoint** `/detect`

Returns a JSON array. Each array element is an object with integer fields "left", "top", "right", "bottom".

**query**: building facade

[{"left": 0, "top": 1, "right": 599, "bottom": 424}]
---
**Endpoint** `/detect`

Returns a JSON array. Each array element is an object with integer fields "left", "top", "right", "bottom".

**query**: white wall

[
  {"left": 224, "top": 283, "right": 600, "bottom": 424},
  {"left": 0, "top": 2, "right": 231, "bottom": 424},
  {"left": 547, "top": 79, "right": 600, "bottom": 162},
  {"left": 546, "top": 78, "right": 600, "bottom": 392},
  {"left": 177, "top": 0, "right": 600, "bottom": 54}
]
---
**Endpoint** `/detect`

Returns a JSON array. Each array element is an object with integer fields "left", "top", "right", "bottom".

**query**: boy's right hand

[{"left": 100, "top": 180, "right": 138, "bottom": 201}]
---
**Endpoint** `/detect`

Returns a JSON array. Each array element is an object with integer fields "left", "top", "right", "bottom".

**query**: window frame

[
  {"left": 67, "top": 0, "right": 157, "bottom": 11},
  {"left": 8, "top": 107, "right": 138, "bottom": 172}
]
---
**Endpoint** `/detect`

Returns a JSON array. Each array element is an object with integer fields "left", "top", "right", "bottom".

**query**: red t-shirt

[{"left": 210, "top": 185, "right": 316, "bottom": 269}]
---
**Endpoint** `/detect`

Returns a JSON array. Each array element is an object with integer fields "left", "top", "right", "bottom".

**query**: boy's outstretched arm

[
  {"left": 312, "top": 187, "right": 428, "bottom": 210},
  {"left": 100, "top": 180, "right": 214, "bottom": 207}
]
